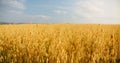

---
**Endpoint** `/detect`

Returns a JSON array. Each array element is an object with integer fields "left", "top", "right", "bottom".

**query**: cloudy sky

[{"left": 0, "top": 0, "right": 120, "bottom": 24}]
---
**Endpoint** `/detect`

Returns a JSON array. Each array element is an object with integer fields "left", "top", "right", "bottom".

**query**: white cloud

[
  {"left": 75, "top": 0, "right": 104, "bottom": 18},
  {"left": 29, "top": 15, "right": 50, "bottom": 19},
  {"left": 10, "top": 0, "right": 25, "bottom": 9},
  {"left": 73, "top": 0, "right": 120, "bottom": 24},
  {"left": 54, "top": 10, "right": 67, "bottom": 14},
  {"left": 9, "top": 10, "right": 23, "bottom": 15},
  {"left": 3, "top": 10, "right": 51, "bottom": 23},
  {"left": 1, "top": 0, "right": 26, "bottom": 10}
]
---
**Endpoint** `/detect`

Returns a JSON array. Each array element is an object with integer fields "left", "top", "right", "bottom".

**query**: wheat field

[{"left": 0, "top": 24, "right": 120, "bottom": 63}]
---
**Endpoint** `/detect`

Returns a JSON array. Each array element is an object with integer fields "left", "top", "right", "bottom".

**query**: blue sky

[{"left": 0, "top": 0, "right": 120, "bottom": 24}]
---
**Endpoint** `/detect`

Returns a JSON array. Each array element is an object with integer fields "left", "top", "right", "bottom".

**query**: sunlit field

[{"left": 0, "top": 24, "right": 120, "bottom": 63}]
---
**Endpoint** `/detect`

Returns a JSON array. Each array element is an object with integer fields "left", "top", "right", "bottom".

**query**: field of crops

[{"left": 0, "top": 24, "right": 120, "bottom": 63}]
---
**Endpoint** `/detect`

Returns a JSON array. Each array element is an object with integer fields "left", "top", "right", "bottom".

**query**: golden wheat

[{"left": 0, "top": 24, "right": 120, "bottom": 63}]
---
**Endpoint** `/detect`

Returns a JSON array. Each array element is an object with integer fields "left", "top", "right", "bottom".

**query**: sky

[{"left": 0, "top": 0, "right": 120, "bottom": 24}]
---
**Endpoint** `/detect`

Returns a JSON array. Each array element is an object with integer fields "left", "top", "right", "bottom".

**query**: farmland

[{"left": 0, "top": 24, "right": 120, "bottom": 63}]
